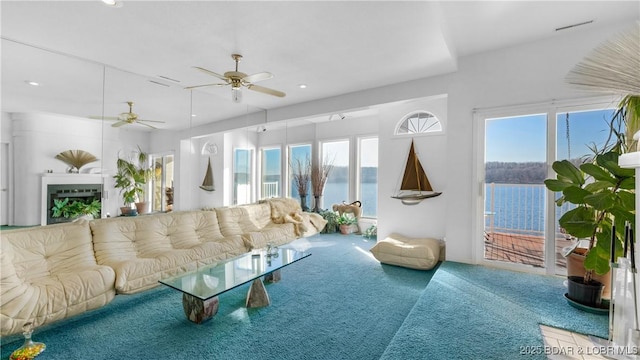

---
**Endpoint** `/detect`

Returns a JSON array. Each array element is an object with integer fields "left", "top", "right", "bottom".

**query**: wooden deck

[{"left": 484, "top": 231, "right": 572, "bottom": 270}]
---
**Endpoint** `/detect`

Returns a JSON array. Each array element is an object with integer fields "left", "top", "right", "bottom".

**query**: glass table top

[{"left": 159, "top": 247, "right": 311, "bottom": 300}]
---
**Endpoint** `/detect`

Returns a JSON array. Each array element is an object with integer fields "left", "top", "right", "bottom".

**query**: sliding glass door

[
  {"left": 478, "top": 101, "right": 618, "bottom": 274},
  {"left": 483, "top": 114, "right": 548, "bottom": 269}
]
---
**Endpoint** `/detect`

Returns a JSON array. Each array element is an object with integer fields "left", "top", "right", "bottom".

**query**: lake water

[{"left": 484, "top": 184, "right": 572, "bottom": 235}]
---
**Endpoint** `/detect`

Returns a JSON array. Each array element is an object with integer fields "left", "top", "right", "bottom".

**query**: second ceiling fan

[
  {"left": 90, "top": 101, "right": 165, "bottom": 129},
  {"left": 186, "top": 54, "right": 286, "bottom": 102}
]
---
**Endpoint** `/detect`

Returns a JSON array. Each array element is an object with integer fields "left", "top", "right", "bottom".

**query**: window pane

[
  {"left": 484, "top": 114, "right": 547, "bottom": 268},
  {"left": 288, "top": 144, "right": 311, "bottom": 208},
  {"left": 396, "top": 111, "right": 442, "bottom": 135},
  {"left": 554, "top": 108, "right": 616, "bottom": 275},
  {"left": 359, "top": 138, "right": 378, "bottom": 217},
  {"left": 261, "top": 147, "right": 281, "bottom": 199},
  {"left": 322, "top": 140, "right": 349, "bottom": 210},
  {"left": 234, "top": 148, "right": 252, "bottom": 205}
]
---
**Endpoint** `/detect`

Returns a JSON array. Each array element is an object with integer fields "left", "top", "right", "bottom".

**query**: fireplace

[
  {"left": 41, "top": 173, "right": 106, "bottom": 226},
  {"left": 46, "top": 184, "right": 102, "bottom": 225}
]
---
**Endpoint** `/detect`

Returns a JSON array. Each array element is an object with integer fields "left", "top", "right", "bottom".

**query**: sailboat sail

[
  {"left": 199, "top": 157, "right": 215, "bottom": 192},
  {"left": 400, "top": 141, "right": 434, "bottom": 191},
  {"left": 392, "top": 140, "right": 441, "bottom": 205}
]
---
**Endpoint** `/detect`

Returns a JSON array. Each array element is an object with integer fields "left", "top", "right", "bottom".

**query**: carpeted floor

[
  {"left": 0, "top": 233, "right": 608, "bottom": 360},
  {"left": 0, "top": 234, "right": 436, "bottom": 360},
  {"left": 380, "top": 262, "right": 608, "bottom": 360}
]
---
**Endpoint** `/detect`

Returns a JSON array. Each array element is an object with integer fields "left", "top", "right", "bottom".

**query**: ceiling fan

[
  {"left": 186, "top": 54, "right": 286, "bottom": 102},
  {"left": 89, "top": 101, "right": 165, "bottom": 129}
]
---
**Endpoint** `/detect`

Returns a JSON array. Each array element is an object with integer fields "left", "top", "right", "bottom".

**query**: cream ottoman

[{"left": 370, "top": 233, "right": 441, "bottom": 270}]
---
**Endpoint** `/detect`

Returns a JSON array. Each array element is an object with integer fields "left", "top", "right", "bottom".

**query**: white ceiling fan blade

[
  {"left": 247, "top": 84, "right": 286, "bottom": 98},
  {"left": 138, "top": 122, "right": 158, "bottom": 129},
  {"left": 111, "top": 121, "right": 128, "bottom": 128},
  {"left": 184, "top": 83, "right": 228, "bottom": 90},
  {"left": 138, "top": 119, "right": 166, "bottom": 124},
  {"left": 193, "top": 66, "right": 228, "bottom": 81},
  {"left": 89, "top": 116, "right": 119, "bottom": 121},
  {"left": 242, "top": 72, "right": 273, "bottom": 84}
]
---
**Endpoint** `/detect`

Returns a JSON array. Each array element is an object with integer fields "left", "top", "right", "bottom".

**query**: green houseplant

[
  {"left": 337, "top": 212, "right": 358, "bottom": 235},
  {"left": 51, "top": 198, "right": 101, "bottom": 220},
  {"left": 544, "top": 100, "right": 637, "bottom": 306},
  {"left": 319, "top": 209, "right": 339, "bottom": 234},
  {"left": 113, "top": 146, "right": 153, "bottom": 215}
]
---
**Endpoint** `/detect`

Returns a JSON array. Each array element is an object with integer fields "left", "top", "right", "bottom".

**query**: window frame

[{"left": 395, "top": 110, "right": 444, "bottom": 137}]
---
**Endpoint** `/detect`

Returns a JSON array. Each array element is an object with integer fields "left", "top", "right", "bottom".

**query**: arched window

[{"left": 395, "top": 111, "right": 442, "bottom": 135}]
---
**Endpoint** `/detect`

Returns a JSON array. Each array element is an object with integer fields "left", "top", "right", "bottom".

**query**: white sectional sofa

[{"left": 0, "top": 198, "right": 326, "bottom": 336}]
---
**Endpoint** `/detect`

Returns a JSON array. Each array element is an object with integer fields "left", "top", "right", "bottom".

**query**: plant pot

[
  {"left": 567, "top": 276, "right": 604, "bottom": 307},
  {"left": 120, "top": 206, "right": 132, "bottom": 216},
  {"left": 340, "top": 224, "right": 356, "bottom": 235},
  {"left": 135, "top": 202, "right": 151, "bottom": 215},
  {"left": 566, "top": 249, "right": 611, "bottom": 299},
  {"left": 313, "top": 195, "right": 322, "bottom": 213},
  {"left": 339, "top": 224, "right": 352, "bottom": 235},
  {"left": 299, "top": 195, "right": 309, "bottom": 212}
]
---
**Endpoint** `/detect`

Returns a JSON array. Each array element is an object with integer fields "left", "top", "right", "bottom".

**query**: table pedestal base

[
  {"left": 264, "top": 269, "right": 281, "bottom": 283},
  {"left": 246, "top": 278, "right": 271, "bottom": 308},
  {"left": 182, "top": 293, "right": 219, "bottom": 324}
]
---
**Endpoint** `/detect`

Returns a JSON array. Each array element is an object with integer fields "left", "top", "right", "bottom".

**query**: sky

[{"left": 485, "top": 108, "right": 617, "bottom": 163}]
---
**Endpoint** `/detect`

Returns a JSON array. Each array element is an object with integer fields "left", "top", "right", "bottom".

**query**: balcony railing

[
  {"left": 261, "top": 181, "right": 279, "bottom": 199},
  {"left": 484, "top": 183, "right": 576, "bottom": 272}
]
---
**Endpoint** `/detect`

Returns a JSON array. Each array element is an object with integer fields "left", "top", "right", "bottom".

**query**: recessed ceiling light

[
  {"left": 298, "top": 84, "right": 307, "bottom": 89},
  {"left": 191, "top": 114, "right": 197, "bottom": 117},
  {"left": 25, "top": 81, "right": 40, "bottom": 86}
]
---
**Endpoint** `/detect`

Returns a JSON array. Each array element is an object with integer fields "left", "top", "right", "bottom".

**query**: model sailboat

[
  {"left": 199, "top": 157, "right": 215, "bottom": 191},
  {"left": 391, "top": 140, "right": 441, "bottom": 205}
]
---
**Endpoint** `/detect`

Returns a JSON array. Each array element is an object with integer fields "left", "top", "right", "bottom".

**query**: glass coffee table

[{"left": 159, "top": 246, "right": 310, "bottom": 324}]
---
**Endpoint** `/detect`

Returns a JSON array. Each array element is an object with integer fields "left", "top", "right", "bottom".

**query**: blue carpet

[
  {"left": 1, "top": 234, "right": 436, "bottom": 360},
  {"left": 1, "top": 235, "right": 608, "bottom": 360},
  {"left": 380, "top": 262, "right": 608, "bottom": 360}
]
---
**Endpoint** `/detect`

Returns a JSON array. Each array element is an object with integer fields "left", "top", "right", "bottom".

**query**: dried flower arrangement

[{"left": 290, "top": 157, "right": 311, "bottom": 197}]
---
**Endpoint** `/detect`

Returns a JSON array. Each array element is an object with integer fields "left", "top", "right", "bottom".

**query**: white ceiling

[{"left": 2, "top": 1, "right": 638, "bottom": 131}]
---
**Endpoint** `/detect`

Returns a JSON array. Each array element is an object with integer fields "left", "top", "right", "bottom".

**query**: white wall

[
  {"left": 378, "top": 96, "right": 448, "bottom": 241},
  {"left": 4, "top": 111, "right": 148, "bottom": 225}
]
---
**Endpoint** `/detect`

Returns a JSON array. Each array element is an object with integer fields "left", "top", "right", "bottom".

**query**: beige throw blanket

[{"left": 268, "top": 198, "right": 309, "bottom": 237}]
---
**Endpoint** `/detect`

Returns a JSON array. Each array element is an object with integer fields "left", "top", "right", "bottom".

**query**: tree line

[{"left": 485, "top": 161, "right": 547, "bottom": 184}]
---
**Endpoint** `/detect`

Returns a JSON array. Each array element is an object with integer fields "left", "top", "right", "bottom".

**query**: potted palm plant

[
  {"left": 113, "top": 146, "right": 153, "bottom": 215},
  {"left": 545, "top": 100, "right": 637, "bottom": 307}
]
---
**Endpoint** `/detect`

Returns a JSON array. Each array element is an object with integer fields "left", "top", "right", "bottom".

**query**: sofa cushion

[
  {"left": 215, "top": 206, "right": 261, "bottom": 237},
  {"left": 1, "top": 221, "right": 115, "bottom": 336},
  {"left": 243, "top": 223, "right": 298, "bottom": 249},
  {"left": 90, "top": 211, "right": 248, "bottom": 294},
  {"left": 369, "top": 233, "right": 441, "bottom": 270},
  {"left": 90, "top": 211, "right": 226, "bottom": 263}
]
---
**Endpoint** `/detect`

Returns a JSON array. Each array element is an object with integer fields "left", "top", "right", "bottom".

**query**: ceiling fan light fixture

[{"left": 232, "top": 88, "right": 242, "bottom": 103}]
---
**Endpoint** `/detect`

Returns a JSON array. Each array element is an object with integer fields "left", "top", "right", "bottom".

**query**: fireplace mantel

[{"left": 41, "top": 173, "right": 109, "bottom": 225}]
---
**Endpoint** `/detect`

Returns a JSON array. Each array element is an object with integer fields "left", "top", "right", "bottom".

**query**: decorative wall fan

[
  {"left": 186, "top": 54, "right": 286, "bottom": 102},
  {"left": 89, "top": 101, "right": 165, "bottom": 129}
]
